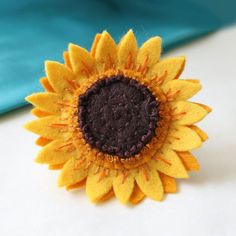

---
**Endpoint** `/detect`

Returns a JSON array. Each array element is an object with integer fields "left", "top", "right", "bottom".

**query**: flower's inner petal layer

[{"left": 78, "top": 75, "right": 159, "bottom": 158}]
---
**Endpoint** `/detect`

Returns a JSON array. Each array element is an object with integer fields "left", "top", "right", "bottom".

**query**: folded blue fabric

[{"left": 0, "top": 0, "right": 235, "bottom": 114}]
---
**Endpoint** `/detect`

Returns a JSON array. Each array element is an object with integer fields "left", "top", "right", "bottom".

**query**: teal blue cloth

[{"left": 0, "top": 0, "right": 235, "bottom": 114}]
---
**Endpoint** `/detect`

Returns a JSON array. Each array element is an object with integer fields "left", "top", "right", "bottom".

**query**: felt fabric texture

[
  {"left": 172, "top": 101, "right": 208, "bottom": 125},
  {"left": 178, "top": 152, "right": 200, "bottom": 171},
  {"left": 117, "top": 30, "right": 138, "bottom": 68},
  {"left": 31, "top": 108, "right": 50, "bottom": 118},
  {"left": 35, "top": 139, "right": 76, "bottom": 165},
  {"left": 0, "top": 0, "right": 235, "bottom": 114},
  {"left": 40, "top": 78, "right": 55, "bottom": 92},
  {"left": 113, "top": 173, "right": 135, "bottom": 204},
  {"left": 58, "top": 158, "right": 89, "bottom": 187},
  {"left": 86, "top": 166, "right": 114, "bottom": 202},
  {"left": 24, "top": 29, "right": 212, "bottom": 204},
  {"left": 146, "top": 57, "right": 185, "bottom": 84},
  {"left": 95, "top": 31, "right": 118, "bottom": 72},
  {"left": 161, "top": 80, "right": 201, "bottom": 101},
  {"left": 154, "top": 148, "right": 189, "bottom": 178},
  {"left": 135, "top": 161, "right": 163, "bottom": 201},
  {"left": 159, "top": 173, "right": 177, "bottom": 193},
  {"left": 129, "top": 184, "right": 145, "bottom": 204},
  {"left": 69, "top": 43, "right": 95, "bottom": 78},
  {"left": 35, "top": 137, "right": 51, "bottom": 146},
  {"left": 169, "top": 125, "right": 202, "bottom": 151},
  {"left": 136, "top": 37, "right": 162, "bottom": 67},
  {"left": 24, "top": 116, "right": 67, "bottom": 140},
  {"left": 190, "top": 125, "right": 209, "bottom": 142},
  {"left": 45, "top": 62, "right": 75, "bottom": 94},
  {"left": 26, "top": 93, "right": 62, "bottom": 115}
]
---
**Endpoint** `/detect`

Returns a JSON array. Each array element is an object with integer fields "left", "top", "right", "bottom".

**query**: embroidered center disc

[{"left": 78, "top": 75, "right": 159, "bottom": 158}]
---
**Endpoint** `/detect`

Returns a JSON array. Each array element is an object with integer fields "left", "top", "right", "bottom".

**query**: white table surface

[{"left": 1, "top": 25, "right": 236, "bottom": 236}]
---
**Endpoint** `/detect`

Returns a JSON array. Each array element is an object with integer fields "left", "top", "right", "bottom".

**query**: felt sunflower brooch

[{"left": 25, "top": 30, "right": 211, "bottom": 205}]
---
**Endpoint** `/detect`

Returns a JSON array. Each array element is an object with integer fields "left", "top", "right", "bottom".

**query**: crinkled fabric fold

[{"left": 0, "top": 0, "right": 235, "bottom": 114}]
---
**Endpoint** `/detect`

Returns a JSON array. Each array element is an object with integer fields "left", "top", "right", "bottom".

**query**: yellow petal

[
  {"left": 129, "top": 183, "right": 145, "bottom": 204},
  {"left": 86, "top": 166, "right": 114, "bottom": 203},
  {"left": 26, "top": 93, "right": 61, "bottom": 115},
  {"left": 154, "top": 148, "right": 188, "bottom": 178},
  {"left": 48, "top": 163, "right": 64, "bottom": 170},
  {"left": 66, "top": 179, "right": 87, "bottom": 191},
  {"left": 97, "top": 189, "right": 114, "bottom": 203},
  {"left": 177, "top": 151, "right": 200, "bottom": 171},
  {"left": 31, "top": 108, "right": 50, "bottom": 118},
  {"left": 147, "top": 57, "right": 185, "bottom": 84},
  {"left": 90, "top": 33, "right": 101, "bottom": 57},
  {"left": 135, "top": 162, "right": 163, "bottom": 201},
  {"left": 24, "top": 116, "right": 68, "bottom": 140},
  {"left": 113, "top": 172, "right": 135, "bottom": 204},
  {"left": 184, "top": 79, "right": 200, "bottom": 83},
  {"left": 159, "top": 173, "right": 177, "bottom": 193},
  {"left": 168, "top": 125, "right": 202, "bottom": 151},
  {"left": 40, "top": 77, "right": 55, "bottom": 92},
  {"left": 35, "top": 137, "right": 52, "bottom": 146},
  {"left": 194, "top": 102, "right": 212, "bottom": 113},
  {"left": 162, "top": 80, "right": 201, "bottom": 101},
  {"left": 63, "top": 51, "right": 72, "bottom": 69},
  {"left": 172, "top": 101, "right": 208, "bottom": 125},
  {"left": 68, "top": 43, "right": 95, "bottom": 80},
  {"left": 58, "top": 158, "right": 88, "bottom": 187},
  {"left": 95, "top": 31, "right": 117, "bottom": 71},
  {"left": 45, "top": 61, "right": 75, "bottom": 94},
  {"left": 35, "top": 139, "right": 76, "bottom": 165},
  {"left": 189, "top": 125, "right": 208, "bottom": 142},
  {"left": 117, "top": 29, "right": 138, "bottom": 69},
  {"left": 136, "top": 36, "right": 162, "bottom": 68}
]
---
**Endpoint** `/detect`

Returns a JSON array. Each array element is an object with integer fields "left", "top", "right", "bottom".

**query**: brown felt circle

[{"left": 78, "top": 75, "right": 159, "bottom": 158}]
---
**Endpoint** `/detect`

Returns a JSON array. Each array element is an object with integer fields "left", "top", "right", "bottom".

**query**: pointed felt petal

[
  {"left": 113, "top": 172, "right": 135, "bottom": 204},
  {"left": 35, "top": 137, "right": 52, "bottom": 146},
  {"left": 189, "top": 125, "right": 208, "bottom": 142},
  {"left": 136, "top": 36, "right": 162, "bottom": 68},
  {"left": 162, "top": 80, "right": 201, "bottom": 101},
  {"left": 58, "top": 158, "right": 88, "bottom": 187},
  {"left": 95, "top": 31, "right": 117, "bottom": 71},
  {"left": 24, "top": 116, "right": 68, "bottom": 140},
  {"left": 159, "top": 173, "right": 177, "bottom": 193},
  {"left": 172, "top": 101, "right": 208, "bottom": 125},
  {"left": 66, "top": 179, "right": 87, "bottom": 191},
  {"left": 177, "top": 151, "right": 200, "bottom": 171},
  {"left": 35, "top": 139, "right": 76, "bottom": 165},
  {"left": 90, "top": 33, "right": 101, "bottom": 57},
  {"left": 129, "top": 183, "right": 145, "bottom": 204},
  {"left": 97, "top": 189, "right": 114, "bottom": 203},
  {"left": 45, "top": 61, "right": 75, "bottom": 94},
  {"left": 184, "top": 79, "right": 200, "bottom": 83},
  {"left": 63, "top": 51, "right": 72, "bottom": 69},
  {"left": 86, "top": 166, "right": 114, "bottom": 203},
  {"left": 147, "top": 57, "right": 185, "bottom": 84},
  {"left": 40, "top": 77, "right": 55, "bottom": 92},
  {"left": 48, "top": 164, "right": 64, "bottom": 170},
  {"left": 26, "top": 93, "right": 61, "bottom": 115},
  {"left": 193, "top": 102, "right": 212, "bottom": 113},
  {"left": 135, "top": 162, "right": 163, "bottom": 201},
  {"left": 31, "top": 108, "right": 50, "bottom": 118},
  {"left": 168, "top": 125, "right": 202, "bottom": 151},
  {"left": 68, "top": 43, "right": 95, "bottom": 79},
  {"left": 118, "top": 29, "right": 138, "bottom": 69},
  {"left": 154, "top": 148, "right": 188, "bottom": 178}
]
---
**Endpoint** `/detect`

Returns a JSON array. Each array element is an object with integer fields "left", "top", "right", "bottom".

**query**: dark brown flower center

[{"left": 78, "top": 75, "right": 159, "bottom": 158}]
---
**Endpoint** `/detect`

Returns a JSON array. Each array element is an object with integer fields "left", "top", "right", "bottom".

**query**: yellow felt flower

[{"left": 25, "top": 30, "right": 211, "bottom": 205}]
